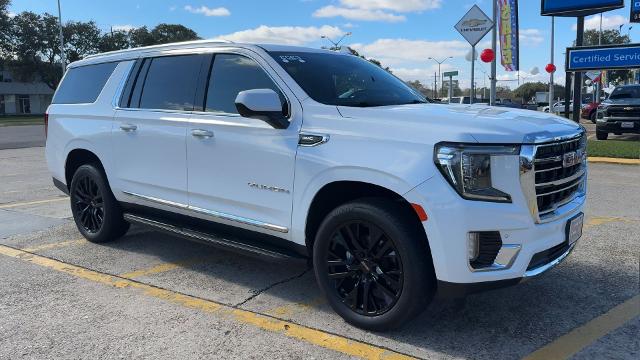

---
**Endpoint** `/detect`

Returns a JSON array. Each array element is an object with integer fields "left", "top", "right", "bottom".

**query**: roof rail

[{"left": 84, "top": 39, "right": 235, "bottom": 59}]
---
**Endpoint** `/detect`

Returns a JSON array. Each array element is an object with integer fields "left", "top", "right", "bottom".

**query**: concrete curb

[{"left": 588, "top": 157, "right": 640, "bottom": 165}]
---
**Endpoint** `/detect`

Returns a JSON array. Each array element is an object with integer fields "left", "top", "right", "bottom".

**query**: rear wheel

[
  {"left": 589, "top": 111, "right": 596, "bottom": 123},
  {"left": 313, "top": 199, "right": 435, "bottom": 330},
  {"left": 596, "top": 130, "right": 608, "bottom": 140},
  {"left": 70, "top": 164, "right": 129, "bottom": 243}
]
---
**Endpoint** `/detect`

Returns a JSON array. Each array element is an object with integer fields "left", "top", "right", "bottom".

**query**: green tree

[
  {"left": 581, "top": 29, "right": 631, "bottom": 84},
  {"left": 405, "top": 80, "right": 431, "bottom": 98},
  {"left": 0, "top": 0, "right": 11, "bottom": 60},
  {"left": 149, "top": 24, "right": 200, "bottom": 44},
  {"left": 128, "top": 26, "right": 155, "bottom": 47},
  {"left": 98, "top": 30, "right": 130, "bottom": 53},
  {"left": 63, "top": 20, "right": 101, "bottom": 62}
]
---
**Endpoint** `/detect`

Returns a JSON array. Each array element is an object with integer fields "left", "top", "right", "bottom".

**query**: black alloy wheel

[
  {"left": 326, "top": 221, "right": 403, "bottom": 316},
  {"left": 73, "top": 175, "right": 105, "bottom": 233}
]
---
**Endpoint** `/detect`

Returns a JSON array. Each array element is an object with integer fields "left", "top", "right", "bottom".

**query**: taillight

[{"left": 44, "top": 112, "right": 49, "bottom": 139}]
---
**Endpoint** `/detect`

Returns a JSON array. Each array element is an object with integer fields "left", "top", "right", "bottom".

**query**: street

[{"left": 0, "top": 145, "right": 638, "bottom": 359}]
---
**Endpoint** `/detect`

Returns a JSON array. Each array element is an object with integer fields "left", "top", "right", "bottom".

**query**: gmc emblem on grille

[{"left": 563, "top": 151, "right": 581, "bottom": 168}]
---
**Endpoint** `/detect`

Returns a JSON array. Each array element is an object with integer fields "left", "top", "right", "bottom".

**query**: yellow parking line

[
  {"left": 587, "top": 157, "right": 640, "bottom": 165},
  {"left": 523, "top": 295, "right": 640, "bottom": 360},
  {"left": 120, "top": 257, "right": 208, "bottom": 279},
  {"left": 266, "top": 297, "right": 326, "bottom": 317},
  {"left": 0, "top": 197, "right": 68, "bottom": 209},
  {"left": 585, "top": 216, "right": 637, "bottom": 228},
  {"left": 21, "top": 239, "right": 85, "bottom": 252},
  {"left": 0, "top": 243, "right": 415, "bottom": 360}
]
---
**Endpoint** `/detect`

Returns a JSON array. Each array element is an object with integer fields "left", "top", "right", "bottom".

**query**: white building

[{"left": 0, "top": 70, "right": 54, "bottom": 115}]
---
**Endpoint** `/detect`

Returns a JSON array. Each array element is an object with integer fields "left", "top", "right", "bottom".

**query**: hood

[
  {"left": 602, "top": 98, "right": 640, "bottom": 106},
  {"left": 337, "top": 103, "right": 583, "bottom": 144}
]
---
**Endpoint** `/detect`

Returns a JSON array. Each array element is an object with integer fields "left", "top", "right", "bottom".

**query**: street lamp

[
  {"left": 57, "top": 0, "right": 66, "bottom": 72},
  {"left": 321, "top": 32, "right": 352, "bottom": 51},
  {"left": 428, "top": 56, "right": 453, "bottom": 99}
]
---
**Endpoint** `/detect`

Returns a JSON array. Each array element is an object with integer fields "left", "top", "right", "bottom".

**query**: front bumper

[
  {"left": 403, "top": 163, "right": 585, "bottom": 285},
  {"left": 596, "top": 118, "right": 640, "bottom": 134}
]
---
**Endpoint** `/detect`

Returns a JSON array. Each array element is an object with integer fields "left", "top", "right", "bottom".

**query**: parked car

[
  {"left": 46, "top": 41, "right": 587, "bottom": 330},
  {"left": 596, "top": 84, "right": 640, "bottom": 140},
  {"left": 494, "top": 98, "right": 522, "bottom": 109},
  {"left": 581, "top": 102, "right": 600, "bottom": 123},
  {"left": 543, "top": 101, "right": 573, "bottom": 114}
]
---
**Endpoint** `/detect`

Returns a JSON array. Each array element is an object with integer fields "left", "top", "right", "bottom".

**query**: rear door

[
  {"left": 187, "top": 51, "right": 301, "bottom": 236},
  {"left": 112, "top": 54, "right": 204, "bottom": 208}
]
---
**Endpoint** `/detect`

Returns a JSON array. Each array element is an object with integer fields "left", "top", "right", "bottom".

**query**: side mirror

[{"left": 235, "top": 89, "right": 288, "bottom": 129}]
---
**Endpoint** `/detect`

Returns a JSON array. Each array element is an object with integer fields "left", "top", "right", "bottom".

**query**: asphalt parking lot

[{"left": 0, "top": 145, "right": 638, "bottom": 359}]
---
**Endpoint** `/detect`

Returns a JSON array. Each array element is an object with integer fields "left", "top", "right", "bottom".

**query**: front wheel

[
  {"left": 313, "top": 199, "right": 435, "bottom": 330},
  {"left": 596, "top": 130, "right": 608, "bottom": 140},
  {"left": 70, "top": 164, "right": 129, "bottom": 243}
]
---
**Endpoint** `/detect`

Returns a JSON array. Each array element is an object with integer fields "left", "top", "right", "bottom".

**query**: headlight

[{"left": 434, "top": 143, "right": 519, "bottom": 203}]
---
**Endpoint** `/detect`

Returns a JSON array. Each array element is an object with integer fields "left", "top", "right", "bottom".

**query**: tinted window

[
  {"left": 206, "top": 54, "right": 284, "bottom": 114},
  {"left": 609, "top": 86, "right": 640, "bottom": 100},
  {"left": 269, "top": 51, "right": 426, "bottom": 107},
  {"left": 139, "top": 55, "right": 202, "bottom": 111},
  {"left": 52, "top": 62, "right": 118, "bottom": 104}
]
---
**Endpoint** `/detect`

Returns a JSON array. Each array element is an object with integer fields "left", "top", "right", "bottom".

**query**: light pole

[
  {"left": 428, "top": 56, "right": 453, "bottom": 99},
  {"left": 321, "top": 32, "right": 352, "bottom": 51},
  {"left": 57, "top": 0, "right": 66, "bottom": 72}
]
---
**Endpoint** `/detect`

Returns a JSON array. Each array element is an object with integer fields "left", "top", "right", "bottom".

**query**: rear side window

[
  {"left": 205, "top": 54, "right": 285, "bottom": 114},
  {"left": 138, "top": 55, "right": 202, "bottom": 111},
  {"left": 52, "top": 62, "right": 118, "bottom": 104}
]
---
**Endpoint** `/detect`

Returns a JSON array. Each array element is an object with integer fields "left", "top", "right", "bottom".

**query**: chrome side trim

[
  {"left": 189, "top": 205, "right": 289, "bottom": 233},
  {"left": 524, "top": 242, "right": 576, "bottom": 278},
  {"left": 121, "top": 191, "right": 289, "bottom": 233},
  {"left": 122, "top": 191, "right": 188, "bottom": 210}
]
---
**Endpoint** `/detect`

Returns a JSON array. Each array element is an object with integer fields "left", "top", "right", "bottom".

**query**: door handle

[
  {"left": 119, "top": 123, "right": 137, "bottom": 132},
  {"left": 191, "top": 129, "right": 214, "bottom": 139}
]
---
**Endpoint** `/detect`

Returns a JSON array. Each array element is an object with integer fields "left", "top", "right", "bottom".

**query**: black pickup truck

[{"left": 596, "top": 84, "right": 640, "bottom": 140}]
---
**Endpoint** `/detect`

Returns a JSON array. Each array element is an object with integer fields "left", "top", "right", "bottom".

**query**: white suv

[{"left": 46, "top": 41, "right": 586, "bottom": 330}]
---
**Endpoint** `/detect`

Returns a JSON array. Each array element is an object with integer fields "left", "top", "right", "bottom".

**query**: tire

[
  {"left": 313, "top": 198, "right": 435, "bottom": 330},
  {"left": 589, "top": 111, "right": 596, "bottom": 123},
  {"left": 596, "top": 131, "right": 608, "bottom": 140},
  {"left": 70, "top": 163, "right": 129, "bottom": 243}
]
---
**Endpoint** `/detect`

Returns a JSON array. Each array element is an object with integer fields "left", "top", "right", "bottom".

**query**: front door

[
  {"left": 187, "top": 52, "right": 301, "bottom": 236},
  {"left": 112, "top": 54, "right": 204, "bottom": 207}
]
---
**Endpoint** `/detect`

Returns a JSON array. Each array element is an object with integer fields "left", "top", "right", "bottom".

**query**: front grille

[
  {"left": 532, "top": 135, "right": 586, "bottom": 219},
  {"left": 607, "top": 106, "right": 640, "bottom": 118}
]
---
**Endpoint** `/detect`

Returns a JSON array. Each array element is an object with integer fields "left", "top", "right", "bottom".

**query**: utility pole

[
  {"left": 428, "top": 57, "right": 453, "bottom": 98},
  {"left": 490, "top": 0, "right": 497, "bottom": 106},
  {"left": 320, "top": 32, "right": 352, "bottom": 51},
  {"left": 549, "top": 16, "right": 555, "bottom": 108},
  {"left": 57, "top": 0, "right": 66, "bottom": 72},
  {"left": 571, "top": 16, "right": 584, "bottom": 123}
]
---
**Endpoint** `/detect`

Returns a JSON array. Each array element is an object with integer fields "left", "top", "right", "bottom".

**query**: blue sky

[{"left": 9, "top": 0, "right": 638, "bottom": 88}]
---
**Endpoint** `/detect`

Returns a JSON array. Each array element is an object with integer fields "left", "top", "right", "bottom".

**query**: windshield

[
  {"left": 269, "top": 51, "right": 427, "bottom": 107},
  {"left": 609, "top": 87, "right": 640, "bottom": 100}
]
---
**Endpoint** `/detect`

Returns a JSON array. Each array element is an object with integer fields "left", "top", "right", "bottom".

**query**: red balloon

[
  {"left": 480, "top": 49, "right": 494, "bottom": 63},
  {"left": 545, "top": 63, "right": 556, "bottom": 73}
]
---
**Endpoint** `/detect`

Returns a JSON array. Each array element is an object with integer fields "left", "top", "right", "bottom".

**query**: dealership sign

[
  {"left": 455, "top": 5, "right": 494, "bottom": 46},
  {"left": 632, "top": 1, "right": 640, "bottom": 23},
  {"left": 566, "top": 44, "right": 640, "bottom": 71},
  {"left": 541, "top": 0, "right": 623, "bottom": 17}
]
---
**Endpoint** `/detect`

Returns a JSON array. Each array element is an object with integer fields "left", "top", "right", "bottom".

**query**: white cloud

[
  {"left": 392, "top": 64, "right": 454, "bottom": 82},
  {"left": 313, "top": 0, "right": 440, "bottom": 22},
  {"left": 112, "top": 24, "right": 137, "bottom": 32},
  {"left": 350, "top": 38, "right": 470, "bottom": 67},
  {"left": 213, "top": 25, "right": 344, "bottom": 45},
  {"left": 313, "top": 5, "right": 405, "bottom": 22},
  {"left": 7, "top": 11, "right": 16, "bottom": 17},
  {"left": 573, "top": 15, "right": 626, "bottom": 31},
  {"left": 184, "top": 5, "right": 231, "bottom": 17},
  {"left": 339, "top": 0, "right": 441, "bottom": 12},
  {"left": 519, "top": 28, "right": 544, "bottom": 46}
]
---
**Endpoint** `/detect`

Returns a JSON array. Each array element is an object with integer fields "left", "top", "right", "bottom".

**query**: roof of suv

[{"left": 72, "top": 40, "right": 337, "bottom": 68}]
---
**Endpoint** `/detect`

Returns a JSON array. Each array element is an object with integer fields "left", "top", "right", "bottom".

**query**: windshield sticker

[{"left": 279, "top": 55, "right": 306, "bottom": 63}]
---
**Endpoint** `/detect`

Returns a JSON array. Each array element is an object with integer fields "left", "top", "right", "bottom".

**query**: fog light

[{"left": 467, "top": 232, "right": 479, "bottom": 261}]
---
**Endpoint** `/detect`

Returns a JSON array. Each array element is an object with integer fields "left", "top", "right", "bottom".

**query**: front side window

[
  {"left": 205, "top": 54, "right": 285, "bottom": 114},
  {"left": 139, "top": 55, "right": 202, "bottom": 111},
  {"left": 269, "top": 51, "right": 426, "bottom": 107},
  {"left": 52, "top": 62, "right": 118, "bottom": 104}
]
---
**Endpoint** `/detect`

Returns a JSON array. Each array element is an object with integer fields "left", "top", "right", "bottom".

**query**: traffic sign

[
  {"left": 585, "top": 71, "right": 602, "bottom": 80},
  {"left": 443, "top": 71, "right": 459, "bottom": 77},
  {"left": 455, "top": 5, "right": 494, "bottom": 46}
]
